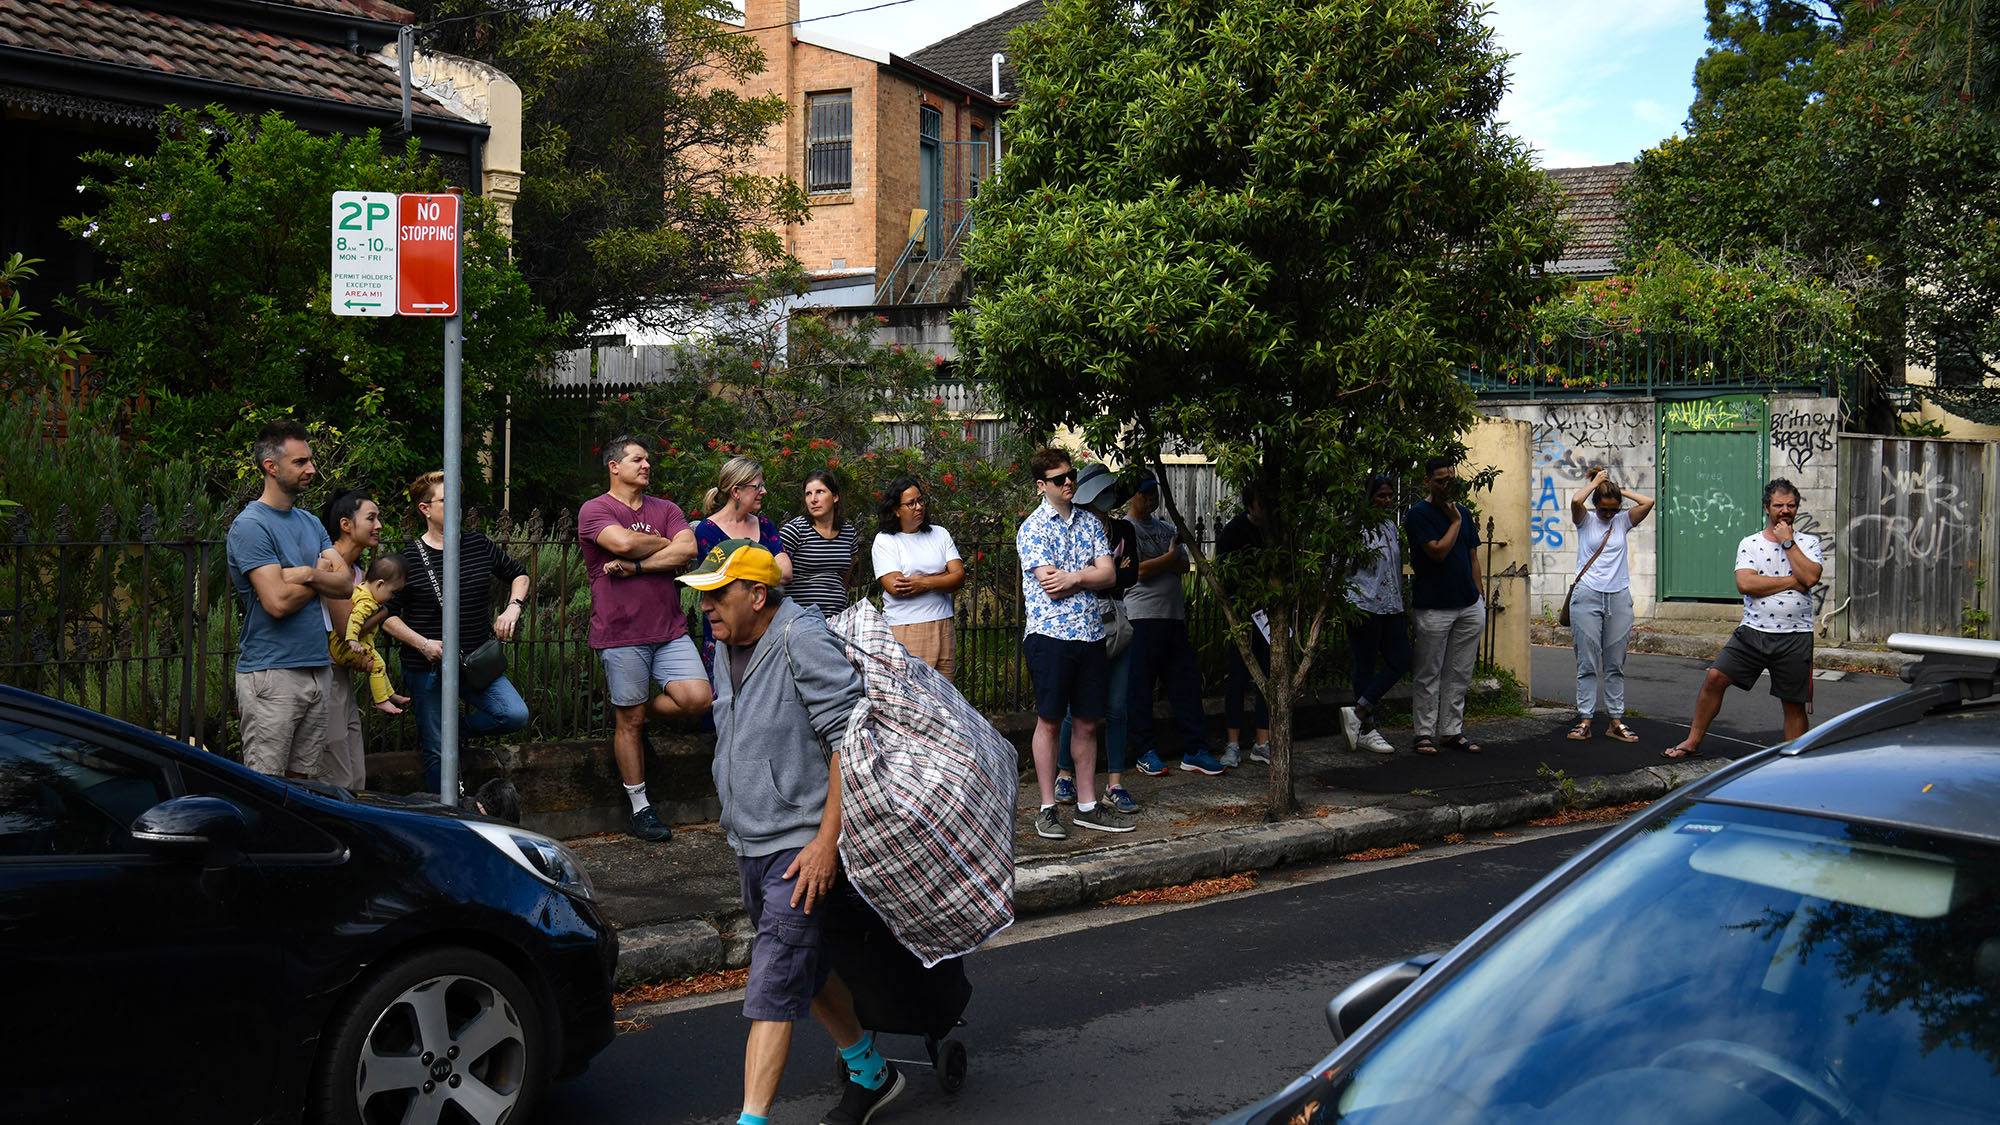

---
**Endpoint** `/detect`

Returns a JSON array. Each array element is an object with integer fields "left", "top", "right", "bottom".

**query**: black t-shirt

[
  {"left": 1403, "top": 501, "right": 1481, "bottom": 610},
  {"left": 388, "top": 531, "right": 529, "bottom": 669},
  {"left": 1102, "top": 516, "right": 1140, "bottom": 599}
]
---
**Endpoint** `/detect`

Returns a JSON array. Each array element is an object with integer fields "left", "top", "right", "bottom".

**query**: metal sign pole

[{"left": 439, "top": 202, "right": 464, "bottom": 802}]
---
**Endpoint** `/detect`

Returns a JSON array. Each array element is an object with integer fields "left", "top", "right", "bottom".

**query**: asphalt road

[
  {"left": 541, "top": 825, "right": 1611, "bottom": 1124},
  {"left": 1527, "top": 644, "right": 1904, "bottom": 751}
]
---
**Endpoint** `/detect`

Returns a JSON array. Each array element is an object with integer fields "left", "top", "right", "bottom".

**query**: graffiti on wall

[
  {"left": 1771, "top": 407, "right": 1838, "bottom": 473},
  {"left": 1844, "top": 464, "right": 1975, "bottom": 567},
  {"left": 1663, "top": 398, "right": 1760, "bottom": 431},
  {"left": 1528, "top": 406, "right": 1648, "bottom": 550}
]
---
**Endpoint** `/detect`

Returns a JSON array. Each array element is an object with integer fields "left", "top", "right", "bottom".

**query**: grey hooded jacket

[{"left": 712, "top": 596, "right": 865, "bottom": 857}]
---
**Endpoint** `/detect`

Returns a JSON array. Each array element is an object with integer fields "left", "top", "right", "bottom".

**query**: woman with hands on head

[{"left": 1567, "top": 466, "right": 1655, "bottom": 743}]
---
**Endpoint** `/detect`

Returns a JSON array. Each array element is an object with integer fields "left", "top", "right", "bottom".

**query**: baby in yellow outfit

[{"left": 331, "top": 555, "right": 411, "bottom": 714}]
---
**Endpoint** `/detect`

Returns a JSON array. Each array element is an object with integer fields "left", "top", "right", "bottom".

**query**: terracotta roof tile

[
  {"left": 1545, "top": 162, "right": 1633, "bottom": 273},
  {"left": 0, "top": 0, "right": 452, "bottom": 120}
]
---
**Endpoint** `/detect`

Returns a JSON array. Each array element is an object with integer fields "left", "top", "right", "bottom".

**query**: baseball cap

[{"left": 676, "top": 538, "right": 784, "bottom": 590}]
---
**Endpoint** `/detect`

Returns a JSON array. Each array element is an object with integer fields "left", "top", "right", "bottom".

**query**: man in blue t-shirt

[
  {"left": 226, "top": 420, "right": 351, "bottom": 777},
  {"left": 1403, "top": 456, "right": 1485, "bottom": 755}
]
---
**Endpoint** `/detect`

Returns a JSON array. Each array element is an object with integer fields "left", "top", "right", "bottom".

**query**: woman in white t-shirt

[
  {"left": 1568, "top": 468, "right": 1655, "bottom": 742},
  {"left": 870, "top": 475, "right": 966, "bottom": 678}
]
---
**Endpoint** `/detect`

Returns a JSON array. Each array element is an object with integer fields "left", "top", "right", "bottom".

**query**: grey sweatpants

[{"left": 1410, "top": 599, "right": 1485, "bottom": 739}]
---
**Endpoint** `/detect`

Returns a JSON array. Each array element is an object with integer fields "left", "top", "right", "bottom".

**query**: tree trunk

[{"left": 1265, "top": 603, "right": 1299, "bottom": 818}]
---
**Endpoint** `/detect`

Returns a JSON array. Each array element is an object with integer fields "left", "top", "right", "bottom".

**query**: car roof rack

[{"left": 1781, "top": 633, "right": 1997, "bottom": 756}]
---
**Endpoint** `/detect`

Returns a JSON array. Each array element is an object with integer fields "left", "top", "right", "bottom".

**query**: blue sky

[{"left": 787, "top": 0, "right": 1714, "bottom": 169}]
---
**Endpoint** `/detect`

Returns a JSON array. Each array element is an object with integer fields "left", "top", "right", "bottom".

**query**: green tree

[
  {"left": 957, "top": 0, "right": 1566, "bottom": 815},
  {"left": 593, "top": 272, "right": 1035, "bottom": 546},
  {"left": 416, "top": 0, "right": 808, "bottom": 337},
  {"left": 1624, "top": 0, "right": 2000, "bottom": 417},
  {"left": 61, "top": 106, "right": 563, "bottom": 506}
]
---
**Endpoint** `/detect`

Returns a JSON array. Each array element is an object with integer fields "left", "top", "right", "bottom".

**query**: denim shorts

[
  {"left": 599, "top": 636, "right": 706, "bottom": 708},
  {"left": 1025, "top": 633, "right": 1109, "bottom": 722},
  {"left": 737, "top": 848, "right": 832, "bottom": 1022}
]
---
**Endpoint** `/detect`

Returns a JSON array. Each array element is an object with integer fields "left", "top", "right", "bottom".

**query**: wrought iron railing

[{"left": 1465, "top": 329, "right": 1850, "bottom": 400}]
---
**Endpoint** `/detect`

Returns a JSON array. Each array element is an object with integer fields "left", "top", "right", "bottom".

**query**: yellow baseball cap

[{"left": 676, "top": 538, "right": 784, "bottom": 590}]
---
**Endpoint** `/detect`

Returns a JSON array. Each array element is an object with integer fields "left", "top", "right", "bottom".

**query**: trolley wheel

[{"left": 935, "top": 1038, "right": 967, "bottom": 1094}]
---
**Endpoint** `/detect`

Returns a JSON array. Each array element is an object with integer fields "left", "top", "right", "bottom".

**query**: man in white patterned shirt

[
  {"left": 1664, "top": 478, "right": 1823, "bottom": 759},
  {"left": 1016, "top": 448, "right": 1122, "bottom": 839}
]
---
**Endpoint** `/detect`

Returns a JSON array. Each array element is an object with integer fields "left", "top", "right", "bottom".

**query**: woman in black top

[
  {"left": 381, "top": 470, "right": 531, "bottom": 792},
  {"left": 779, "top": 469, "right": 859, "bottom": 618}
]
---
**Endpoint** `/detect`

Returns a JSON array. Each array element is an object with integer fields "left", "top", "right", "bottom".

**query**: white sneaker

[
  {"left": 1339, "top": 706, "right": 1361, "bottom": 749},
  {"left": 1358, "top": 728, "right": 1394, "bottom": 755},
  {"left": 1218, "top": 742, "right": 1242, "bottom": 768},
  {"left": 1249, "top": 742, "right": 1271, "bottom": 764}
]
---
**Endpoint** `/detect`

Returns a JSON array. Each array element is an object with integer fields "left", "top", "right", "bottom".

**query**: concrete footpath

[{"left": 576, "top": 703, "right": 1758, "bottom": 989}]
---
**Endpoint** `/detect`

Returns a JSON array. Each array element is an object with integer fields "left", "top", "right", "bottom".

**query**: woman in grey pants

[{"left": 1568, "top": 468, "right": 1654, "bottom": 741}]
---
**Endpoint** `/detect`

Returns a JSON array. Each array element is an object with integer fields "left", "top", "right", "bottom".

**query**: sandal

[
  {"left": 1441, "top": 734, "right": 1482, "bottom": 754},
  {"left": 1413, "top": 736, "right": 1439, "bottom": 755},
  {"left": 1566, "top": 718, "right": 1592, "bottom": 741},
  {"left": 1605, "top": 720, "right": 1640, "bottom": 743},
  {"left": 1660, "top": 745, "right": 1704, "bottom": 760}
]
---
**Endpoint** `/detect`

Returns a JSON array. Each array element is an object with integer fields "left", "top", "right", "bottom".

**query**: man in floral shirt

[{"left": 1016, "top": 448, "right": 1125, "bottom": 839}]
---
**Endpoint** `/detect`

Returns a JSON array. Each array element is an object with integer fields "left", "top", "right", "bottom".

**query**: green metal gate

[{"left": 1658, "top": 396, "right": 1769, "bottom": 600}]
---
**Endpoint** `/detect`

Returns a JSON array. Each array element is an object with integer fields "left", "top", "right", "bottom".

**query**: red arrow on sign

[{"left": 397, "top": 193, "right": 460, "bottom": 317}]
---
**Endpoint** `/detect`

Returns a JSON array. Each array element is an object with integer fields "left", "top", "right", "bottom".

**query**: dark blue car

[
  {"left": 0, "top": 685, "right": 616, "bottom": 1124},
  {"left": 1220, "top": 634, "right": 2000, "bottom": 1125}
]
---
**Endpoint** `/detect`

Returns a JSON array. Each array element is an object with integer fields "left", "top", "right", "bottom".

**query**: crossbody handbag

[
  {"left": 1559, "top": 522, "right": 1614, "bottom": 629},
  {"left": 415, "top": 538, "right": 508, "bottom": 691}
]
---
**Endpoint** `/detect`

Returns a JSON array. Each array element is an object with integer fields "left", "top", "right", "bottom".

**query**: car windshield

[{"left": 1327, "top": 801, "right": 2000, "bottom": 1125}]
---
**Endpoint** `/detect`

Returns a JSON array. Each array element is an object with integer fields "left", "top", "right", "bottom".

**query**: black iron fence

[{"left": 3, "top": 506, "right": 1339, "bottom": 753}]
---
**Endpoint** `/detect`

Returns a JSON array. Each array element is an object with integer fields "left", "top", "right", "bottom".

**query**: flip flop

[
  {"left": 1441, "top": 734, "right": 1482, "bottom": 754},
  {"left": 1660, "top": 745, "right": 1704, "bottom": 760},
  {"left": 1413, "top": 736, "right": 1439, "bottom": 755}
]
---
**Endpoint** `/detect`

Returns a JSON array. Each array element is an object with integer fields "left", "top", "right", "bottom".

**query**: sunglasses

[{"left": 1040, "top": 470, "right": 1077, "bottom": 485}]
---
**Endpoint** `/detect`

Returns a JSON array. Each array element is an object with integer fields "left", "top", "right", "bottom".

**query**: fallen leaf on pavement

[
  {"left": 1530, "top": 800, "right": 1651, "bottom": 826},
  {"left": 1342, "top": 843, "right": 1421, "bottom": 862},
  {"left": 615, "top": 967, "right": 750, "bottom": 1009},
  {"left": 1102, "top": 872, "right": 1258, "bottom": 906}
]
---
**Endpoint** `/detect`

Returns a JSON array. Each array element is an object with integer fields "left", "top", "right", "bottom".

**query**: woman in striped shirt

[{"left": 780, "top": 469, "right": 859, "bottom": 618}]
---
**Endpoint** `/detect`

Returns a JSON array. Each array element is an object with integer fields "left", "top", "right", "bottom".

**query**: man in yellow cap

[{"left": 678, "top": 539, "right": 902, "bottom": 1125}]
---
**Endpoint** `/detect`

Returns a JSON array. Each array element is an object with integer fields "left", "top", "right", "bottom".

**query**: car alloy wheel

[{"left": 315, "top": 948, "right": 542, "bottom": 1125}]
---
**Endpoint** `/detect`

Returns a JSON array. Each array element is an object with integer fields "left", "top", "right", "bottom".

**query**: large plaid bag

[{"left": 825, "top": 600, "right": 1017, "bottom": 966}]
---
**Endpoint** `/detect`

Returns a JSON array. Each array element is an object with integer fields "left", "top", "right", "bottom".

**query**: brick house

[{"left": 715, "top": 0, "right": 1009, "bottom": 307}]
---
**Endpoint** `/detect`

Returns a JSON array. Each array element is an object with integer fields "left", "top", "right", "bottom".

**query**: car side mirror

[
  {"left": 1325, "top": 952, "right": 1446, "bottom": 1043},
  {"left": 130, "top": 796, "right": 246, "bottom": 867}
]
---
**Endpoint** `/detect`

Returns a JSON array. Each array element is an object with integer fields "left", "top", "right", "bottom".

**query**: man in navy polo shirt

[{"left": 1404, "top": 456, "right": 1485, "bottom": 756}]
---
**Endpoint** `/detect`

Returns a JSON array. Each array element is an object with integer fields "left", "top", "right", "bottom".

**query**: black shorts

[
  {"left": 1024, "top": 633, "right": 1109, "bottom": 721},
  {"left": 1711, "top": 625, "right": 1814, "bottom": 703}
]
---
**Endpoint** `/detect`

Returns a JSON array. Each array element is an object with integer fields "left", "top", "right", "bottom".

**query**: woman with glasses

[
  {"left": 693, "top": 456, "right": 791, "bottom": 669},
  {"left": 1567, "top": 466, "right": 1655, "bottom": 742},
  {"left": 779, "top": 469, "right": 859, "bottom": 619},
  {"left": 870, "top": 475, "right": 966, "bottom": 677},
  {"left": 379, "top": 470, "right": 531, "bottom": 793}
]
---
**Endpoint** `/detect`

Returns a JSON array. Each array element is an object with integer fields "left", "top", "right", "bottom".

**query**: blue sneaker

[
  {"left": 1104, "top": 785, "right": 1139, "bottom": 813},
  {"left": 1054, "top": 775, "right": 1077, "bottom": 805},
  {"left": 1134, "top": 751, "right": 1168, "bottom": 777},
  {"left": 1180, "top": 750, "right": 1227, "bottom": 775}
]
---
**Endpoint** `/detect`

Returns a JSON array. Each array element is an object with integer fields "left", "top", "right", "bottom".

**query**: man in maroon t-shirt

[{"left": 579, "top": 436, "right": 712, "bottom": 841}]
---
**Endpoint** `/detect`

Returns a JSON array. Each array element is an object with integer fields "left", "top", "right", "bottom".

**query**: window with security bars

[{"left": 806, "top": 92, "right": 853, "bottom": 192}]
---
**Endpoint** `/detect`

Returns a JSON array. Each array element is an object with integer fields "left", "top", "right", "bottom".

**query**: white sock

[
  {"left": 1078, "top": 801, "right": 1097, "bottom": 812},
  {"left": 624, "top": 782, "right": 650, "bottom": 815},
  {"left": 1041, "top": 803, "right": 1055, "bottom": 812}
]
